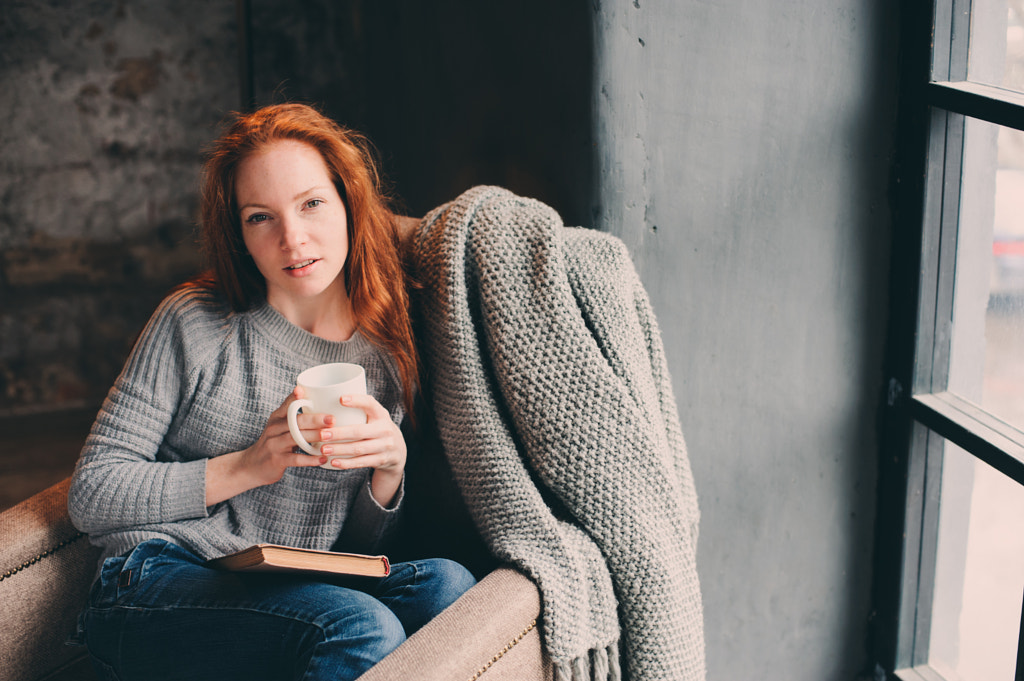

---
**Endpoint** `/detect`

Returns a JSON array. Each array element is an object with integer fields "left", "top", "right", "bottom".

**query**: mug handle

[{"left": 287, "top": 398, "right": 318, "bottom": 455}]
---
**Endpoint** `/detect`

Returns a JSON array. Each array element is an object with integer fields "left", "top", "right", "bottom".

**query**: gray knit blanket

[{"left": 412, "top": 186, "right": 705, "bottom": 681}]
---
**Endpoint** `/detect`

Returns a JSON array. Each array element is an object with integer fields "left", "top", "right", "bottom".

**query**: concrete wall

[
  {"left": 2, "top": 1, "right": 900, "bottom": 679},
  {"left": 590, "top": 2, "right": 898, "bottom": 679}
]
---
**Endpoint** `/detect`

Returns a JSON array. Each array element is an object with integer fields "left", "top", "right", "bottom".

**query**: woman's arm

[{"left": 68, "top": 292, "right": 209, "bottom": 534}]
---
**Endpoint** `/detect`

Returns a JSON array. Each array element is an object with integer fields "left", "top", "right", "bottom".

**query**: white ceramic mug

[{"left": 287, "top": 363, "right": 367, "bottom": 467}]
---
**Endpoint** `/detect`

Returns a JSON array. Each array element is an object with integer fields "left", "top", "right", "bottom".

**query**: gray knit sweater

[
  {"left": 413, "top": 187, "right": 705, "bottom": 681},
  {"left": 68, "top": 285, "right": 405, "bottom": 567}
]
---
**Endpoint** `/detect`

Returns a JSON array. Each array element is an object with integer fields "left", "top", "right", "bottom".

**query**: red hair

[{"left": 198, "top": 103, "right": 419, "bottom": 416}]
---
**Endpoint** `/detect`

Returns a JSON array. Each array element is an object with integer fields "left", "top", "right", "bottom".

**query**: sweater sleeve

[
  {"left": 68, "top": 291, "right": 214, "bottom": 534},
  {"left": 333, "top": 472, "right": 405, "bottom": 555}
]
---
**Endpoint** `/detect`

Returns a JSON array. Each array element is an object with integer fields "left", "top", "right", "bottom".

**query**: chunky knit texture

[
  {"left": 412, "top": 186, "right": 705, "bottom": 681},
  {"left": 68, "top": 285, "right": 405, "bottom": 569}
]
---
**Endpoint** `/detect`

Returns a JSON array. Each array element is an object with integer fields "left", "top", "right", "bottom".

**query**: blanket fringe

[
  {"left": 552, "top": 644, "right": 621, "bottom": 681},
  {"left": 608, "top": 644, "right": 622, "bottom": 681}
]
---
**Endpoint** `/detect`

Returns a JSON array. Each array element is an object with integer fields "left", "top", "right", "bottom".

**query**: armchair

[{"left": 0, "top": 477, "right": 550, "bottom": 681}]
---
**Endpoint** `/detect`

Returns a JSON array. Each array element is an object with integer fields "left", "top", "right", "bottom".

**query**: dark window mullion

[
  {"left": 873, "top": 0, "right": 963, "bottom": 675},
  {"left": 932, "top": 0, "right": 971, "bottom": 82},
  {"left": 914, "top": 428, "right": 945, "bottom": 667},
  {"left": 948, "top": 0, "right": 971, "bottom": 81},
  {"left": 926, "top": 81, "right": 1024, "bottom": 132},
  {"left": 927, "top": 109, "right": 964, "bottom": 393},
  {"left": 913, "top": 108, "right": 963, "bottom": 394},
  {"left": 911, "top": 392, "right": 1024, "bottom": 484},
  {"left": 897, "top": 101, "right": 964, "bottom": 670},
  {"left": 894, "top": 422, "right": 935, "bottom": 668}
]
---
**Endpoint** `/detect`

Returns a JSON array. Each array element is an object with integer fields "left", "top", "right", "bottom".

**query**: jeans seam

[{"left": 88, "top": 653, "right": 122, "bottom": 681}]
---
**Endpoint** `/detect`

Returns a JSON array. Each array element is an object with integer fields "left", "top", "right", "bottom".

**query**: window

[{"left": 874, "top": 1, "right": 1024, "bottom": 680}]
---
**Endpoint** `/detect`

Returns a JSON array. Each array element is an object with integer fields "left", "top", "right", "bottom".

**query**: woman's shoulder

[
  {"left": 140, "top": 280, "right": 238, "bottom": 353},
  {"left": 114, "top": 280, "right": 238, "bottom": 391},
  {"left": 156, "top": 280, "right": 234, "bottom": 321}
]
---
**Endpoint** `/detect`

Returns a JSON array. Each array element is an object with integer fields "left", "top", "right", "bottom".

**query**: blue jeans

[{"left": 74, "top": 539, "right": 476, "bottom": 681}]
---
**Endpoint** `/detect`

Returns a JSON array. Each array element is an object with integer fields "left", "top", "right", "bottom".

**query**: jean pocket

[{"left": 93, "top": 539, "right": 178, "bottom": 606}]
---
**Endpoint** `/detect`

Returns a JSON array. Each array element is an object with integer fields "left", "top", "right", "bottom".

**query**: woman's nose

[{"left": 278, "top": 216, "right": 307, "bottom": 249}]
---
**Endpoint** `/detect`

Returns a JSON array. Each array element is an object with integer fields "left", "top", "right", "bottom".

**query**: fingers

[
  {"left": 280, "top": 409, "right": 335, "bottom": 430},
  {"left": 319, "top": 413, "right": 406, "bottom": 474},
  {"left": 323, "top": 393, "right": 388, "bottom": 442},
  {"left": 273, "top": 408, "right": 335, "bottom": 445},
  {"left": 320, "top": 418, "right": 393, "bottom": 451},
  {"left": 290, "top": 450, "right": 329, "bottom": 468},
  {"left": 326, "top": 451, "right": 392, "bottom": 470},
  {"left": 339, "top": 393, "right": 387, "bottom": 418},
  {"left": 259, "top": 392, "right": 400, "bottom": 474},
  {"left": 321, "top": 429, "right": 395, "bottom": 457}
]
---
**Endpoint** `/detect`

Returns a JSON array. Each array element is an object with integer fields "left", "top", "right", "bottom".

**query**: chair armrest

[
  {"left": 357, "top": 566, "right": 551, "bottom": 681},
  {"left": 0, "top": 478, "right": 100, "bottom": 681}
]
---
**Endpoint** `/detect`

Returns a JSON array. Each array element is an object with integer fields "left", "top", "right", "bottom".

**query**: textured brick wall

[{"left": 0, "top": 1, "right": 238, "bottom": 415}]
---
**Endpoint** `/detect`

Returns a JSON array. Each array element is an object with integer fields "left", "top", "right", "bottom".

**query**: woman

[{"left": 68, "top": 103, "right": 476, "bottom": 681}]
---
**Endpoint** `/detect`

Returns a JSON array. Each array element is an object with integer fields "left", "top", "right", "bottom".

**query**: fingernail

[
  {"left": 324, "top": 416, "right": 334, "bottom": 426},
  {"left": 321, "top": 431, "right": 332, "bottom": 441},
  {"left": 321, "top": 445, "right": 333, "bottom": 455}
]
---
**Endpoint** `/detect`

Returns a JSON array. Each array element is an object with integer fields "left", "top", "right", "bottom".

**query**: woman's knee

[
  {"left": 316, "top": 587, "right": 406, "bottom": 645},
  {"left": 384, "top": 558, "right": 476, "bottom": 621},
  {"left": 417, "top": 558, "right": 477, "bottom": 609},
  {"left": 351, "top": 600, "right": 407, "bottom": 650}
]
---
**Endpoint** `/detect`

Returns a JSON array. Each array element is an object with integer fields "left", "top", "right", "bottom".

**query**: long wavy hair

[{"left": 198, "top": 103, "right": 418, "bottom": 415}]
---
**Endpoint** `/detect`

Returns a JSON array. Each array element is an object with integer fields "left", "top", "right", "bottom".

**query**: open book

[{"left": 207, "top": 544, "right": 390, "bottom": 578}]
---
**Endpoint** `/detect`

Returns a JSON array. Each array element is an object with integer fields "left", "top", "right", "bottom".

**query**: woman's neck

[{"left": 267, "top": 289, "right": 356, "bottom": 342}]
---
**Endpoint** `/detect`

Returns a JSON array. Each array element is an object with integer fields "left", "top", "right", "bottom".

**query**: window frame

[{"left": 874, "top": 0, "right": 1024, "bottom": 679}]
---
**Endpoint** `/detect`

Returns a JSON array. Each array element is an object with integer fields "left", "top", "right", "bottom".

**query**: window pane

[
  {"left": 948, "top": 119, "right": 1024, "bottom": 432},
  {"left": 968, "top": 0, "right": 1024, "bottom": 93},
  {"left": 986, "top": 124, "right": 1024, "bottom": 427},
  {"left": 930, "top": 442, "right": 1024, "bottom": 681}
]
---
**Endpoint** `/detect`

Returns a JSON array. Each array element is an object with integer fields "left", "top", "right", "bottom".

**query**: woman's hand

[
  {"left": 205, "top": 387, "right": 333, "bottom": 506},
  {"left": 318, "top": 394, "right": 407, "bottom": 508}
]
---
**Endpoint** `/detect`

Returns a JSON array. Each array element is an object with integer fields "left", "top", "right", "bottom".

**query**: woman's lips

[{"left": 284, "top": 258, "right": 319, "bottom": 275}]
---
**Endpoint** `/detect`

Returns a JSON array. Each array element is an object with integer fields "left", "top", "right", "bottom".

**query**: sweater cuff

[{"left": 163, "top": 458, "right": 211, "bottom": 521}]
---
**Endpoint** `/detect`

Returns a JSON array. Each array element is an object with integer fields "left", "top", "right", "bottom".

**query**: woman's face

[{"left": 235, "top": 139, "right": 350, "bottom": 314}]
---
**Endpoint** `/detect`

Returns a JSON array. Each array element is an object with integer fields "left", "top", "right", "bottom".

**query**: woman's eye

[
  {"left": 305, "top": 199, "right": 323, "bottom": 209},
  {"left": 245, "top": 213, "right": 269, "bottom": 225}
]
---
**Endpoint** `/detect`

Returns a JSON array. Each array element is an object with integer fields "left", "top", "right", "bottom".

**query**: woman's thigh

[{"left": 82, "top": 539, "right": 405, "bottom": 681}]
